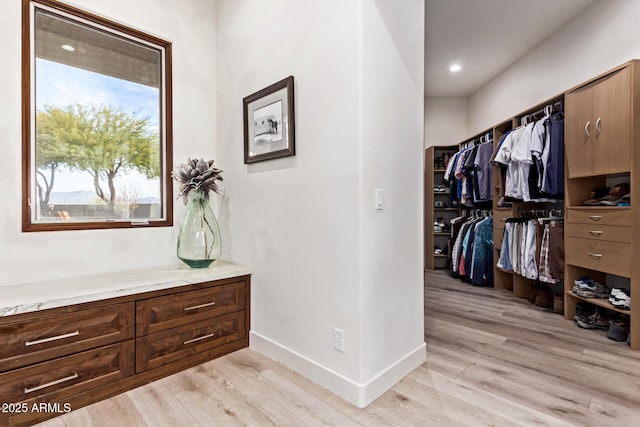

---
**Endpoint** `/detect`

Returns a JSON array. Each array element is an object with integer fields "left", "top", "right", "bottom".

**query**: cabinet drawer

[
  {"left": 565, "top": 223, "right": 630, "bottom": 243},
  {"left": 0, "top": 341, "right": 134, "bottom": 413},
  {"left": 0, "top": 303, "right": 134, "bottom": 372},
  {"left": 566, "top": 208, "right": 631, "bottom": 226},
  {"left": 565, "top": 237, "right": 631, "bottom": 277},
  {"left": 136, "top": 311, "right": 245, "bottom": 372},
  {"left": 136, "top": 281, "right": 246, "bottom": 335}
]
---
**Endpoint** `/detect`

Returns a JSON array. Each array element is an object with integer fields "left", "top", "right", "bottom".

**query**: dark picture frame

[{"left": 243, "top": 76, "right": 295, "bottom": 164}]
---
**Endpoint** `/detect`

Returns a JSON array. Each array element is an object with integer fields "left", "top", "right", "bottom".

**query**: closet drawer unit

[
  {"left": 565, "top": 208, "right": 631, "bottom": 226},
  {"left": 0, "top": 303, "right": 134, "bottom": 373},
  {"left": 136, "top": 311, "right": 245, "bottom": 372},
  {"left": 136, "top": 280, "right": 246, "bottom": 336},
  {"left": 565, "top": 223, "right": 631, "bottom": 244},
  {"left": 0, "top": 341, "right": 134, "bottom": 415},
  {"left": 565, "top": 237, "right": 631, "bottom": 277}
]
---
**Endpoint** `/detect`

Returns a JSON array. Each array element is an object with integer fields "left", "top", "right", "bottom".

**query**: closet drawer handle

[
  {"left": 24, "top": 373, "right": 78, "bottom": 394},
  {"left": 588, "top": 230, "right": 603, "bottom": 236},
  {"left": 588, "top": 253, "right": 603, "bottom": 259},
  {"left": 585, "top": 121, "right": 591, "bottom": 137},
  {"left": 595, "top": 117, "right": 601, "bottom": 134},
  {"left": 183, "top": 301, "right": 216, "bottom": 311},
  {"left": 588, "top": 215, "right": 602, "bottom": 221},
  {"left": 25, "top": 330, "right": 79, "bottom": 347},
  {"left": 183, "top": 333, "right": 215, "bottom": 345}
]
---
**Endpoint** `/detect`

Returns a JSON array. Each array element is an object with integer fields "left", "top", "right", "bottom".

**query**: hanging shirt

[{"left": 474, "top": 142, "right": 494, "bottom": 202}]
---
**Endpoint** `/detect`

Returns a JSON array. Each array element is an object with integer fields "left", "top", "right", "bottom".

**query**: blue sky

[{"left": 36, "top": 58, "right": 161, "bottom": 199}]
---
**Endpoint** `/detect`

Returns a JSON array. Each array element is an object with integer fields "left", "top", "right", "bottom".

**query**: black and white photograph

[
  {"left": 243, "top": 76, "right": 295, "bottom": 164},
  {"left": 253, "top": 100, "right": 282, "bottom": 145}
]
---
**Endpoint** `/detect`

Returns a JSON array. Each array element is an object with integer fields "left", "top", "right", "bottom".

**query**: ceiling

[{"left": 424, "top": 0, "right": 596, "bottom": 97}]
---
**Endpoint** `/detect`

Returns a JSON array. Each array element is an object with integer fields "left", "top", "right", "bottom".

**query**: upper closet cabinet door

[
  {"left": 593, "top": 66, "right": 632, "bottom": 175},
  {"left": 566, "top": 66, "right": 632, "bottom": 178},
  {"left": 566, "top": 81, "right": 595, "bottom": 178}
]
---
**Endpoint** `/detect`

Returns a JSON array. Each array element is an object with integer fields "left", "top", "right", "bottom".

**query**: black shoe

[
  {"left": 576, "top": 310, "right": 609, "bottom": 330},
  {"left": 607, "top": 315, "right": 630, "bottom": 342}
]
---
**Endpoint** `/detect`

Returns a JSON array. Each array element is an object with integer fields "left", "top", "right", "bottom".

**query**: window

[{"left": 22, "top": 0, "right": 173, "bottom": 231}]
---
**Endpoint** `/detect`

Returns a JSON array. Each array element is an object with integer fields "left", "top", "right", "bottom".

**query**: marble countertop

[{"left": 0, "top": 261, "right": 251, "bottom": 317}]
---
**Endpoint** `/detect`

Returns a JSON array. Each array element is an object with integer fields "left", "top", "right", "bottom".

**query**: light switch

[{"left": 375, "top": 188, "right": 384, "bottom": 210}]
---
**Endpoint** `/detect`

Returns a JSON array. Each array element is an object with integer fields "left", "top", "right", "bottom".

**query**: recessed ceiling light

[
  {"left": 61, "top": 44, "right": 75, "bottom": 52},
  {"left": 449, "top": 63, "right": 462, "bottom": 73}
]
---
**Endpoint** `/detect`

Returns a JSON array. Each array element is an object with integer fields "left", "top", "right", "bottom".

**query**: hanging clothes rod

[{"left": 520, "top": 101, "right": 564, "bottom": 125}]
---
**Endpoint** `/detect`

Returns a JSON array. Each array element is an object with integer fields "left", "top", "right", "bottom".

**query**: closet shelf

[
  {"left": 434, "top": 232, "right": 450, "bottom": 236},
  {"left": 434, "top": 254, "right": 449, "bottom": 258},
  {"left": 566, "top": 205, "right": 630, "bottom": 210},
  {"left": 495, "top": 266, "right": 513, "bottom": 274},
  {"left": 434, "top": 169, "right": 447, "bottom": 173},
  {"left": 566, "top": 291, "right": 631, "bottom": 316},
  {"left": 434, "top": 208, "right": 460, "bottom": 211}
]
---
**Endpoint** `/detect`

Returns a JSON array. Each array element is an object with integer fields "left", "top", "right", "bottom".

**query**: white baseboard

[{"left": 249, "top": 331, "right": 427, "bottom": 408}]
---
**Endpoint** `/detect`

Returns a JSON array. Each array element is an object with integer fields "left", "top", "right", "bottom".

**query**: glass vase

[{"left": 177, "top": 191, "right": 222, "bottom": 268}]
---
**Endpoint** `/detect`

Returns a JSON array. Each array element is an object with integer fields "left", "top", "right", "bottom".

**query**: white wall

[
  {"left": 469, "top": 0, "right": 640, "bottom": 134},
  {"left": 359, "top": 0, "right": 425, "bottom": 397},
  {"left": 0, "top": 0, "right": 218, "bottom": 286},
  {"left": 424, "top": 96, "right": 469, "bottom": 147},
  {"left": 216, "top": 0, "right": 425, "bottom": 407}
]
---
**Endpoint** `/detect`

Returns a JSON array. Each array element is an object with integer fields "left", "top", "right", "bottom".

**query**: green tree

[
  {"left": 36, "top": 103, "right": 159, "bottom": 210},
  {"left": 35, "top": 107, "right": 79, "bottom": 215}
]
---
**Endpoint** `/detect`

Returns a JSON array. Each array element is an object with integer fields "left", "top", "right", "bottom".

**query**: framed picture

[{"left": 243, "top": 76, "right": 296, "bottom": 164}]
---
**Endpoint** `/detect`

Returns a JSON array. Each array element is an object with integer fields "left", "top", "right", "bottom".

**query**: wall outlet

[{"left": 333, "top": 328, "right": 344, "bottom": 352}]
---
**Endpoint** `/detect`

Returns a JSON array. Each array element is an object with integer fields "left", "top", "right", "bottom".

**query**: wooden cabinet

[
  {"left": 0, "top": 303, "right": 134, "bottom": 373},
  {"left": 136, "top": 281, "right": 246, "bottom": 336},
  {"left": 565, "top": 65, "right": 632, "bottom": 177},
  {"left": 564, "top": 60, "right": 640, "bottom": 350},
  {"left": 0, "top": 342, "right": 134, "bottom": 410},
  {"left": 137, "top": 312, "right": 245, "bottom": 371},
  {"left": 0, "top": 274, "right": 250, "bottom": 426},
  {"left": 424, "top": 144, "right": 459, "bottom": 270}
]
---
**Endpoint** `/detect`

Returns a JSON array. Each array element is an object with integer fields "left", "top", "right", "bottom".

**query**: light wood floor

[{"left": 39, "top": 270, "right": 640, "bottom": 426}]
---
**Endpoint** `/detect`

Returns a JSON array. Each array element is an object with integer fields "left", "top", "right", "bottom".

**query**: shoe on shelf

[
  {"left": 573, "top": 278, "right": 608, "bottom": 298},
  {"left": 434, "top": 246, "right": 443, "bottom": 254},
  {"left": 576, "top": 309, "right": 609, "bottom": 330},
  {"left": 609, "top": 288, "right": 631, "bottom": 310},
  {"left": 598, "top": 183, "right": 630, "bottom": 206},
  {"left": 573, "top": 302, "right": 596, "bottom": 323},
  {"left": 607, "top": 315, "right": 630, "bottom": 342},
  {"left": 574, "top": 277, "right": 606, "bottom": 293}
]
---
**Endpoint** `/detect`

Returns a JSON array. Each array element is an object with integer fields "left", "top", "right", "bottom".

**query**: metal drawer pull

[
  {"left": 183, "top": 333, "right": 215, "bottom": 345},
  {"left": 588, "top": 253, "right": 603, "bottom": 259},
  {"left": 588, "top": 215, "right": 602, "bottom": 221},
  {"left": 183, "top": 301, "right": 216, "bottom": 311},
  {"left": 25, "top": 330, "right": 80, "bottom": 347},
  {"left": 585, "top": 121, "right": 590, "bottom": 137},
  {"left": 24, "top": 373, "right": 78, "bottom": 394},
  {"left": 596, "top": 117, "right": 601, "bottom": 134},
  {"left": 588, "top": 230, "right": 603, "bottom": 236}
]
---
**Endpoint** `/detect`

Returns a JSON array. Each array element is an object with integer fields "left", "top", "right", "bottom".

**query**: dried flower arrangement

[{"left": 172, "top": 158, "right": 223, "bottom": 205}]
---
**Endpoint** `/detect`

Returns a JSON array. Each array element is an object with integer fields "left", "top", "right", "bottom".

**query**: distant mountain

[
  {"left": 49, "top": 191, "right": 160, "bottom": 205},
  {"left": 49, "top": 191, "right": 99, "bottom": 204}
]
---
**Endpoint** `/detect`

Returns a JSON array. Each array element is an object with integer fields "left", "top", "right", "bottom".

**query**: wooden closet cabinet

[
  {"left": 0, "top": 273, "right": 250, "bottom": 426},
  {"left": 424, "top": 145, "right": 459, "bottom": 270},
  {"left": 564, "top": 60, "right": 640, "bottom": 350},
  {"left": 565, "top": 64, "right": 633, "bottom": 178}
]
